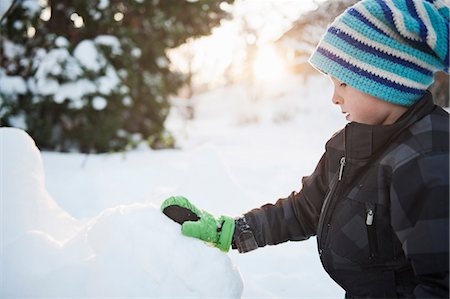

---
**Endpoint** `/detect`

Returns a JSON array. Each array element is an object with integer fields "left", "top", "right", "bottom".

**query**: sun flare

[{"left": 252, "top": 44, "right": 286, "bottom": 81}]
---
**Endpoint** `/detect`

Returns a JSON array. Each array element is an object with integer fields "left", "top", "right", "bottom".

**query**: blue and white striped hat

[{"left": 309, "top": 0, "right": 450, "bottom": 107}]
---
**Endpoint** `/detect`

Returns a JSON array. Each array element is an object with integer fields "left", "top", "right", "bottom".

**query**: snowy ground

[{"left": 2, "top": 74, "right": 348, "bottom": 298}]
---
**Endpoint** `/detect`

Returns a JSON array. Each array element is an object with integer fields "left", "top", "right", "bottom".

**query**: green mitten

[{"left": 161, "top": 196, "right": 235, "bottom": 252}]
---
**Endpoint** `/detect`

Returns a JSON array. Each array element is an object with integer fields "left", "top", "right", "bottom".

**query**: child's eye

[{"left": 340, "top": 82, "right": 347, "bottom": 87}]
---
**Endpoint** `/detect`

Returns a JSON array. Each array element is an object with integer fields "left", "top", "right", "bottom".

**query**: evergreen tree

[{"left": 0, "top": 0, "right": 233, "bottom": 152}]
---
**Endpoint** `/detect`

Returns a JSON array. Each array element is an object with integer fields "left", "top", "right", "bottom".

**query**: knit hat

[{"left": 309, "top": 0, "right": 450, "bottom": 107}]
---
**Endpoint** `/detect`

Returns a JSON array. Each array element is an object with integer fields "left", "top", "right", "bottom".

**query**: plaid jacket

[{"left": 239, "top": 92, "right": 449, "bottom": 298}]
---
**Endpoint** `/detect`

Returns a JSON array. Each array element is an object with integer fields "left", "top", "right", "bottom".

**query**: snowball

[
  {"left": 92, "top": 96, "right": 107, "bottom": 110},
  {"left": 83, "top": 204, "right": 243, "bottom": 297},
  {"left": 1, "top": 128, "right": 244, "bottom": 298}
]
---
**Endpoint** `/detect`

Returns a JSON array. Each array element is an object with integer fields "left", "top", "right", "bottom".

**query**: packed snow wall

[{"left": 0, "top": 127, "right": 243, "bottom": 298}]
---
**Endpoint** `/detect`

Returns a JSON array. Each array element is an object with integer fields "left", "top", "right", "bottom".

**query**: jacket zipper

[
  {"left": 365, "top": 202, "right": 378, "bottom": 259},
  {"left": 338, "top": 156, "right": 346, "bottom": 181},
  {"left": 366, "top": 206, "right": 374, "bottom": 225},
  {"left": 318, "top": 155, "right": 346, "bottom": 256}
]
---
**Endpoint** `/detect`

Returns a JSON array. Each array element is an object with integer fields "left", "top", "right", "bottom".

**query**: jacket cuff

[{"left": 232, "top": 216, "right": 258, "bottom": 253}]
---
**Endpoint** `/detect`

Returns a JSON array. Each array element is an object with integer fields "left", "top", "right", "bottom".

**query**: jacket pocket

[{"left": 326, "top": 188, "right": 381, "bottom": 266}]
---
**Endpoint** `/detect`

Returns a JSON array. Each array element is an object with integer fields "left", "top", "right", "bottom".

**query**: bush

[{"left": 0, "top": 0, "right": 233, "bottom": 152}]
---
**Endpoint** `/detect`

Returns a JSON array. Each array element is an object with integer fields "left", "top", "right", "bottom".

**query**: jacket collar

[{"left": 344, "top": 91, "right": 436, "bottom": 162}]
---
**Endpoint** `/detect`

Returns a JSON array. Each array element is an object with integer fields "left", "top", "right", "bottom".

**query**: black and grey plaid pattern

[
  {"left": 240, "top": 92, "right": 449, "bottom": 298},
  {"left": 232, "top": 216, "right": 259, "bottom": 253}
]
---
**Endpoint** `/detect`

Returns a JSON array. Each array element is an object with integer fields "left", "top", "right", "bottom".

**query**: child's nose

[{"left": 332, "top": 93, "right": 342, "bottom": 105}]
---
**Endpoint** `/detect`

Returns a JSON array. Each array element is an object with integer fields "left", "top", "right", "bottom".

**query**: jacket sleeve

[
  {"left": 242, "top": 152, "right": 329, "bottom": 248},
  {"left": 390, "top": 152, "right": 449, "bottom": 298}
]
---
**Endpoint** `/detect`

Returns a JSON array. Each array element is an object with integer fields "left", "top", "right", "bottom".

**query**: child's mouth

[{"left": 342, "top": 111, "right": 350, "bottom": 121}]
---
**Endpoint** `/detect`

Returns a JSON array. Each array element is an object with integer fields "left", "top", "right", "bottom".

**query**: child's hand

[{"left": 161, "top": 196, "right": 235, "bottom": 252}]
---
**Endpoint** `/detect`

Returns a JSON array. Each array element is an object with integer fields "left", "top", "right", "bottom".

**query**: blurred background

[{"left": 1, "top": 0, "right": 448, "bottom": 154}]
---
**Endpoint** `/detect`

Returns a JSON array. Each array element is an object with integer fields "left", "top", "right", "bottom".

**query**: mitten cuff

[{"left": 216, "top": 215, "right": 235, "bottom": 252}]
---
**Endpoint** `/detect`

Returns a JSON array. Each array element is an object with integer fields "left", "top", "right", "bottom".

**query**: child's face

[{"left": 329, "top": 77, "right": 407, "bottom": 125}]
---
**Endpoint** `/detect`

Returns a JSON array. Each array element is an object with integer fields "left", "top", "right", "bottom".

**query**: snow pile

[
  {"left": 0, "top": 127, "right": 243, "bottom": 298},
  {"left": 1, "top": 128, "right": 80, "bottom": 244}
]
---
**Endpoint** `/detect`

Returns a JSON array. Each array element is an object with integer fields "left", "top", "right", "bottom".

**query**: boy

[{"left": 161, "top": 0, "right": 449, "bottom": 297}]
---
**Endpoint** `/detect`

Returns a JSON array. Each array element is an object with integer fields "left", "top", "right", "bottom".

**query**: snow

[
  {"left": 92, "top": 96, "right": 107, "bottom": 110},
  {"left": 95, "top": 35, "right": 123, "bottom": 56},
  {"left": 97, "top": 0, "right": 109, "bottom": 10},
  {"left": 0, "top": 74, "right": 27, "bottom": 95},
  {"left": 21, "top": 0, "right": 41, "bottom": 18},
  {"left": 97, "top": 65, "right": 120, "bottom": 94},
  {"left": 1, "top": 128, "right": 80, "bottom": 245},
  {"left": 54, "top": 79, "right": 96, "bottom": 105},
  {"left": 7, "top": 114, "right": 27, "bottom": 130},
  {"left": 25, "top": 40, "right": 121, "bottom": 107},
  {"left": 1, "top": 74, "right": 347, "bottom": 297},
  {"left": 3, "top": 40, "right": 25, "bottom": 59},
  {"left": 13, "top": 20, "right": 24, "bottom": 30},
  {"left": 1, "top": 128, "right": 243, "bottom": 298},
  {"left": 122, "top": 96, "right": 132, "bottom": 106},
  {"left": 74, "top": 40, "right": 104, "bottom": 73},
  {"left": 34, "top": 48, "right": 83, "bottom": 87},
  {"left": 0, "top": 0, "right": 13, "bottom": 18},
  {"left": 131, "top": 47, "right": 142, "bottom": 58},
  {"left": 156, "top": 56, "right": 168, "bottom": 68},
  {"left": 55, "top": 36, "right": 69, "bottom": 48}
]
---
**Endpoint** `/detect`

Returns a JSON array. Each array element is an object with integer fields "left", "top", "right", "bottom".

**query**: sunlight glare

[
  {"left": 252, "top": 44, "right": 286, "bottom": 81},
  {"left": 27, "top": 26, "right": 36, "bottom": 38},
  {"left": 114, "top": 12, "right": 124, "bottom": 22},
  {"left": 168, "top": 0, "right": 324, "bottom": 88},
  {"left": 40, "top": 6, "right": 51, "bottom": 21},
  {"left": 71, "top": 13, "right": 84, "bottom": 28}
]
